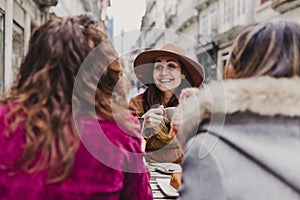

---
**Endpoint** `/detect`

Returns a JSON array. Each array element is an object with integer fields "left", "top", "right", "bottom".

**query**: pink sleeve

[{"left": 120, "top": 125, "right": 153, "bottom": 200}]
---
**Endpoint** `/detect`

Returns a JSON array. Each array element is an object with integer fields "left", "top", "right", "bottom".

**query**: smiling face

[{"left": 153, "top": 56, "right": 184, "bottom": 94}]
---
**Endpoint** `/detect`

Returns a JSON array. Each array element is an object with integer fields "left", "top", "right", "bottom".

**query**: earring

[{"left": 181, "top": 75, "right": 186, "bottom": 79}]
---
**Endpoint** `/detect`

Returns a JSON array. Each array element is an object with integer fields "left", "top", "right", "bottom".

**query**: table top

[{"left": 146, "top": 163, "right": 178, "bottom": 200}]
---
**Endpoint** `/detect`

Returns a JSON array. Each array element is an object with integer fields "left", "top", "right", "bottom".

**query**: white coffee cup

[{"left": 164, "top": 107, "right": 177, "bottom": 121}]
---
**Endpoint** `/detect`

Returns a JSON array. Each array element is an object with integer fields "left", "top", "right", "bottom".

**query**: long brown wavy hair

[
  {"left": 224, "top": 20, "right": 300, "bottom": 78},
  {"left": 0, "top": 14, "right": 134, "bottom": 183}
]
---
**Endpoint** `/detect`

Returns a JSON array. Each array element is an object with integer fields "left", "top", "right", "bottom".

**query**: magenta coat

[{"left": 0, "top": 104, "right": 153, "bottom": 200}]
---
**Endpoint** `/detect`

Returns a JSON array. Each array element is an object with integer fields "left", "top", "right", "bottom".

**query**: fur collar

[{"left": 189, "top": 76, "right": 300, "bottom": 122}]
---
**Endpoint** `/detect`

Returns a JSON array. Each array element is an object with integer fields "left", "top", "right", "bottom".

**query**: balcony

[
  {"left": 33, "top": 0, "right": 58, "bottom": 10},
  {"left": 144, "top": 28, "right": 163, "bottom": 44},
  {"left": 272, "top": 0, "right": 300, "bottom": 13},
  {"left": 212, "top": 25, "right": 246, "bottom": 46},
  {"left": 146, "top": 0, "right": 156, "bottom": 14},
  {"left": 141, "top": 15, "right": 156, "bottom": 32},
  {"left": 175, "top": 4, "right": 197, "bottom": 31},
  {"left": 165, "top": 6, "right": 177, "bottom": 27},
  {"left": 193, "top": 0, "right": 217, "bottom": 10}
]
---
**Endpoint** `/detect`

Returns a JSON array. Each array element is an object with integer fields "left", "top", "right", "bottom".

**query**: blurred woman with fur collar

[{"left": 171, "top": 20, "right": 300, "bottom": 200}]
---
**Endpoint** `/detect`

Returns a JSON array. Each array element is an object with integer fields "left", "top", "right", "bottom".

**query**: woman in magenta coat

[{"left": 0, "top": 14, "right": 152, "bottom": 200}]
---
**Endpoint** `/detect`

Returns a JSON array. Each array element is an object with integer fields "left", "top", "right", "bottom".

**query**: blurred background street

[{"left": 0, "top": 0, "right": 300, "bottom": 97}]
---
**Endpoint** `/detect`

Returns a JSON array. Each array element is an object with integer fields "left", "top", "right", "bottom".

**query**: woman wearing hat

[{"left": 129, "top": 43, "right": 204, "bottom": 163}]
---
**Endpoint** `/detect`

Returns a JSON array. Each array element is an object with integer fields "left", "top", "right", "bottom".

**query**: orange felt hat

[{"left": 133, "top": 43, "right": 205, "bottom": 87}]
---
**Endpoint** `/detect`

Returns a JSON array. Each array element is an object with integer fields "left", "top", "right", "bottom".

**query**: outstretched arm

[{"left": 170, "top": 88, "right": 202, "bottom": 148}]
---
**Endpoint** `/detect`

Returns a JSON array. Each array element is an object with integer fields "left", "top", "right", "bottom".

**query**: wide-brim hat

[{"left": 133, "top": 43, "right": 205, "bottom": 87}]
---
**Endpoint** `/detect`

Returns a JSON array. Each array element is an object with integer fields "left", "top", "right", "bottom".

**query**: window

[
  {"left": 200, "top": 14, "right": 207, "bottom": 35},
  {"left": 237, "top": 0, "right": 240, "bottom": 16},
  {"left": 0, "top": 12, "right": 4, "bottom": 94},
  {"left": 210, "top": 8, "right": 217, "bottom": 35},
  {"left": 223, "top": 0, "right": 230, "bottom": 24},
  {"left": 12, "top": 22, "right": 24, "bottom": 81},
  {"left": 223, "top": 0, "right": 227, "bottom": 24},
  {"left": 237, "top": 0, "right": 246, "bottom": 16}
]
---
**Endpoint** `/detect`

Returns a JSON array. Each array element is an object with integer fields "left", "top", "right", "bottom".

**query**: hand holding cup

[{"left": 143, "top": 105, "right": 164, "bottom": 128}]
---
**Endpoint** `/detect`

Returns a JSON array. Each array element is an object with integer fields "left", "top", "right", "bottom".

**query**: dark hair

[
  {"left": 224, "top": 20, "right": 300, "bottom": 78},
  {"left": 0, "top": 14, "right": 135, "bottom": 183}
]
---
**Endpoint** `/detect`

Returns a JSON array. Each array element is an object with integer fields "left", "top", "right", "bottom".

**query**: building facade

[
  {"left": 0, "top": 0, "right": 112, "bottom": 94},
  {"left": 0, "top": 0, "right": 52, "bottom": 94},
  {"left": 137, "top": 0, "right": 300, "bottom": 82}
]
